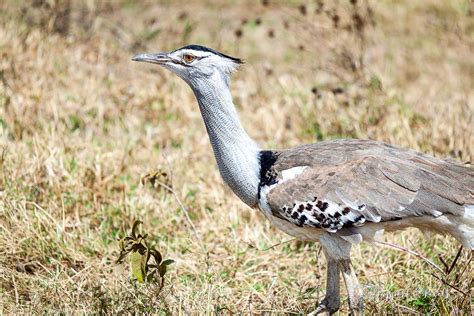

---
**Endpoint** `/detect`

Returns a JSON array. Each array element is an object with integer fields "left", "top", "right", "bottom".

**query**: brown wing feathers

[{"left": 262, "top": 139, "right": 473, "bottom": 233}]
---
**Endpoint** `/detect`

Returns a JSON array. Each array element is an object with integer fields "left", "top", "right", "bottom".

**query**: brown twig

[
  {"left": 377, "top": 241, "right": 470, "bottom": 296},
  {"left": 437, "top": 254, "right": 449, "bottom": 273},
  {"left": 246, "top": 238, "right": 296, "bottom": 251},
  {"left": 375, "top": 240, "right": 444, "bottom": 274},
  {"left": 161, "top": 153, "right": 204, "bottom": 250},
  {"left": 453, "top": 255, "right": 472, "bottom": 284},
  {"left": 429, "top": 273, "right": 469, "bottom": 296},
  {"left": 155, "top": 180, "right": 204, "bottom": 250},
  {"left": 447, "top": 245, "right": 463, "bottom": 275}
]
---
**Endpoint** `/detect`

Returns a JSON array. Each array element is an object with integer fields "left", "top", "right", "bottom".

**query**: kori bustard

[{"left": 132, "top": 45, "right": 474, "bottom": 315}]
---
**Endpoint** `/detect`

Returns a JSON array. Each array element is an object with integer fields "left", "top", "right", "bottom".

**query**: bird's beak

[{"left": 131, "top": 52, "right": 171, "bottom": 64}]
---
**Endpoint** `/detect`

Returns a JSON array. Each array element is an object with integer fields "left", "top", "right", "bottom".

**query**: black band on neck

[{"left": 258, "top": 150, "right": 279, "bottom": 199}]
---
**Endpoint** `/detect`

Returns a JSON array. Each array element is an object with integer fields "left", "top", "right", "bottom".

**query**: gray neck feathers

[{"left": 188, "top": 73, "right": 261, "bottom": 207}]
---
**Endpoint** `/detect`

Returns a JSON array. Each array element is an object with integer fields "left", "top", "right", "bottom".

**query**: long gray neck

[{"left": 188, "top": 73, "right": 261, "bottom": 207}]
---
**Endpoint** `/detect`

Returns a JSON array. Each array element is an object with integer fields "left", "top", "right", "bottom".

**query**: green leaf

[
  {"left": 131, "top": 220, "right": 142, "bottom": 238},
  {"left": 150, "top": 249, "right": 162, "bottom": 265},
  {"left": 161, "top": 259, "right": 175, "bottom": 266},
  {"left": 158, "top": 264, "right": 167, "bottom": 277},
  {"left": 130, "top": 251, "right": 147, "bottom": 283},
  {"left": 146, "top": 270, "right": 157, "bottom": 283},
  {"left": 118, "top": 238, "right": 125, "bottom": 251},
  {"left": 116, "top": 250, "right": 131, "bottom": 264}
]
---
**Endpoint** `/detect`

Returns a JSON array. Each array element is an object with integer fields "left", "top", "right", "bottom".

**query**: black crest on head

[{"left": 177, "top": 44, "right": 244, "bottom": 64}]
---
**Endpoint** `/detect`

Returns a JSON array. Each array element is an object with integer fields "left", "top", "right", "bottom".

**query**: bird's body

[
  {"left": 258, "top": 139, "right": 474, "bottom": 247},
  {"left": 133, "top": 45, "right": 474, "bottom": 314}
]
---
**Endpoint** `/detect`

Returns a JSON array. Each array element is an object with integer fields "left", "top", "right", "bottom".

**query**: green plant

[{"left": 117, "top": 221, "right": 174, "bottom": 289}]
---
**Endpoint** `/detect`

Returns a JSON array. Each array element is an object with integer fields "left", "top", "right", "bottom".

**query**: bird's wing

[{"left": 263, "top": 143, "right": 473, "bottom": 235}]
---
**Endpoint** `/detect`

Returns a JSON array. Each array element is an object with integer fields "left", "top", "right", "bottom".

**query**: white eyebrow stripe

[{"left": 179, "top": 49, "right": 212, "bottom": 58}]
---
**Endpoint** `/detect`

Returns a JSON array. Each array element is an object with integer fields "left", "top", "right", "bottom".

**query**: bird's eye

[{"left": 183, "top": 54, "right": 195, "bottom": 63}]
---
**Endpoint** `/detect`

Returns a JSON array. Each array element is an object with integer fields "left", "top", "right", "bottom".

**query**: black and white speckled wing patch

[{"left": 279, "top": 197, "right": 368, "bottom": 233}]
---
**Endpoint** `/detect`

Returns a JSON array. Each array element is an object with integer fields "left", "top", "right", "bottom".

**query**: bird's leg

[
  {"left": 316, "top": 234, "right": 361, "bottom": 315},
  {"left": 339, "top": 259, "right": 363, "bottom": 315},
  {"left": 309, "top": 256, "right": 341, "bottom": 315}
]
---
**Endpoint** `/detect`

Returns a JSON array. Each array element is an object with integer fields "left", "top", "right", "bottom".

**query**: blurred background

[{"left": 0, "top": 0, "right": 473, "bottom": 314}]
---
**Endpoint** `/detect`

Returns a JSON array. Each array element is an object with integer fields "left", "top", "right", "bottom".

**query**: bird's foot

[{"left": 308, "top": 297, "right": 340, "bottom": 316}]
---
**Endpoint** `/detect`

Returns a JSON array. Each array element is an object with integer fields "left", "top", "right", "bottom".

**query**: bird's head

[{"left": 132, "top": 44, "right": 243, "bottom": 86}]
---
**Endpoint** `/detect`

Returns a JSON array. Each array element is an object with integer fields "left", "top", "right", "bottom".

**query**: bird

[{"left": 132, "top": 45, "right": 474, "bottom": 315}]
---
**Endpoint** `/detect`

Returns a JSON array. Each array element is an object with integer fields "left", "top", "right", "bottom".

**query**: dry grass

[{"left": 0, "top": 0, "right": 473, "bottom": 314}]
